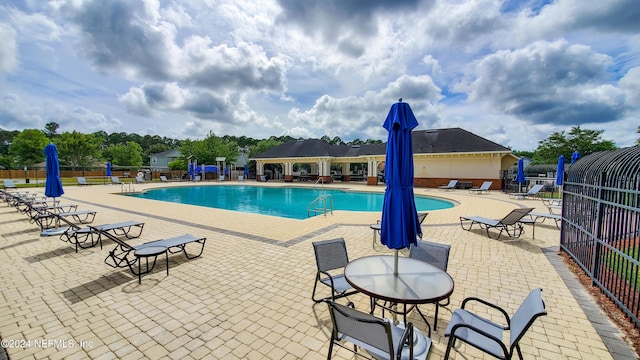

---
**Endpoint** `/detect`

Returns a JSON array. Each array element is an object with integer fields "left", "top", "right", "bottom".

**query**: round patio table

[
  {"left": 344, "top": 255, "right": 454, "bottom": 334},
  {"left": 369, "top": 223, "right": 381, "bottom": 248}
]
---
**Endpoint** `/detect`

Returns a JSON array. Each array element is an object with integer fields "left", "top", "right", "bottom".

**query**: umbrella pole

[{"left": 394, "top": 250, "right": 399, "bottom": 276}]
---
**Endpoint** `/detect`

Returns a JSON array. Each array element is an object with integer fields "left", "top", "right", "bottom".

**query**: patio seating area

[{"left": 0, "top": 182, "right": 634, "bottom": 359}]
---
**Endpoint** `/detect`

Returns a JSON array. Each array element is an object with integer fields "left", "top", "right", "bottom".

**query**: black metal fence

[{"left": 560, "top": 146, "right": 640, "bottom": 326}]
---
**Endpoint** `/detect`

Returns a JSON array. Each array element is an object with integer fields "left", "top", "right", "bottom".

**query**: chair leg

[
  {"left": 312, "top": 274, "right": 323, "bottom": 303},
  {"left": 515, "top": 344, "right": 523, "bottom": 360},
  {"left": 444, "top": 336, "right": 456, "bottom": 360}
]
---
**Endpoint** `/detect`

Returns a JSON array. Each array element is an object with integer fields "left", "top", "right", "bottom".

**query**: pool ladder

[
  {"left": 308, "top": 194, "right": 333, "bottom": 218},
  {"left": 120, "top": 182, "right": 135, "bottom": 193}
]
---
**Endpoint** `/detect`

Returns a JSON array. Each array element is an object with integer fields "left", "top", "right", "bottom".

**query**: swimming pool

[{"left": 127, "top": 185, "right": 455, "bottom": 220}]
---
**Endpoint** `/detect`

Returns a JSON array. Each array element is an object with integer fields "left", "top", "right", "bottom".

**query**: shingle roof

[
  {"left": 151, "top": 149, "right": 181, "bottom": 157},
  {"left": 412, "top": 128, "right": 511, "bottom": 153},
  {"left": 252, "top": 128, "right": 510, "bottom": 159}
]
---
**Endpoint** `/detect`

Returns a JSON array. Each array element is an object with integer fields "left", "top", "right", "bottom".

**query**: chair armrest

[
  {"left": 319, "top": 270, "right": 338, "bottom": 290},
  {"left": 460, "top": 296, "right": 511, "bottom": 328},
  {"left": 448, "top": 322, "right": 509, "bottom": 357}
]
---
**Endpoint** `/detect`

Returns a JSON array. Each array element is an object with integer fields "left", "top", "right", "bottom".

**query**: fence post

[{"left": 590, "top": 171, "right": 607, "bottom": 287}]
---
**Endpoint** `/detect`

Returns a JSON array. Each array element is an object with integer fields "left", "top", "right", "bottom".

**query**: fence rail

[
  {"left": 560, "top": 146, "right": 640, "bottom": 327},
  {"left": 0, "top": 167, "right": 256, "bottom": 186}
]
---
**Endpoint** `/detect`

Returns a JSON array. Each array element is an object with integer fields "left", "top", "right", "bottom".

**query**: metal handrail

[
  {"left": 307, "top": 194, "right": 333, "bottom": 217},
  {"left": 120, "top": 182, "right": 135, "bottom": 193}
]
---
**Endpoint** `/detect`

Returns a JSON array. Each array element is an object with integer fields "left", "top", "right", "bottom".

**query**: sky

[{"left": 1, "top": 0, "right": 639, "bottom": 151}]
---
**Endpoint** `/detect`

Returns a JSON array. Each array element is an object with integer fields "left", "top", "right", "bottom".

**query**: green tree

[
  {"left": 178, "top": 132, "right": 239, "bottom": 166},
  {"left": 512, "top": 150, "right": 534, "bottom": 159},
  {"left": 248, "top": 138, "right": 282, "bottom": 158},
  {"left": 102, "top": 141, "right": 143, "bottom": 166},
  {"left": 168, "top": 159, "right": 186, "bottom": 170},
  {"left": 9, "top": 129, "right": 49, "bottom": 166},
  {"left": 44, "top": 122, "right": 59, "bottom": 140},
  {"left": 0, "top": 129, "right": 20, "bottom": 168},
  {"left": 55, "top": 131, "right": 101, "bottom": 168},
  {"left": 532, "top": 126, "right": 616, "bottom": 164}
]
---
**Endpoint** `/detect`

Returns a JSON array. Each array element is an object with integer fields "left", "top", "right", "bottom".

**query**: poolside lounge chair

[
  {"left": 160, "top": 175, "right": 181, "bottom": 182},
  {"left": 525, "top": 212, "right": 562, "bottom": 238},
  {"left": 509, "top": 184, "right": 545, "bottom": 200},
  {"left": 41, "top": 214, "right": 145, "bottom": 253},
  {"left": 27, "top": 204, "right": 79, "bottom": 227},
  {"left": 444, "top": 288, "right": 546, "bottom": 360},
  {"left": 77, "top": 177, "right": 90, "bottom": 186},
  {"left": 438, "top": 180, "right": 458, "bottom": 190},
  {"left": 460, "top": 208, "right": 534, "bottom": 239},
  {"left": 3, "top": 179, "right": 17, "bottom": 189},
  {"left": 469, "top": 181, "right": 492, "bottom": 194},
  {"left": 136, "top": 175, "right": 146, "bottom": 183},
  {"left": 111, "top": 176, "right": 122, "bottom": 184},
  {"left": 34, "top": 209, "right": 97, "bottom": 230},
  {"left": 104, "top": 232, "right": 206, "bottom": 279}
]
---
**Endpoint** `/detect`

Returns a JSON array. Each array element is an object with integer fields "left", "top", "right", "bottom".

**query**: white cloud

[
  {"left": 1, "top": 0, "right": 638, "bottom": 150},
  {"left": 458, "top": 39, "right": 627, "bottom": 125},
  {"left": 0, "top": 23, "right": 17, "bottom": 74}
]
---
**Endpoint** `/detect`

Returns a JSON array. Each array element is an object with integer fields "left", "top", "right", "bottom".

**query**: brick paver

[{"left": 0, "top": 182, "right": 635, "bottom": 359}]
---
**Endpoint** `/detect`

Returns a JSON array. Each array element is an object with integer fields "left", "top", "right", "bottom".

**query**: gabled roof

[
  {"left": 253, "top": 139, "right": 336, "bottom": 158},
  {"left": 252, "top": 128, "right": 511, "bottom": 159},
  {"left": 151, "top": 149, "right": 181, "bottom": 157}
]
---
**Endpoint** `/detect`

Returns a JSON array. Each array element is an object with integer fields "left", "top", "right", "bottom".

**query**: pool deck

[{"left": 0, "top": 181, "right": 636, "bottom": 359}]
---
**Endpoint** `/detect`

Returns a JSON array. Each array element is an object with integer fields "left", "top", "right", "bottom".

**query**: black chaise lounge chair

[
  {"left": 40, "top": 214, "right": 145, "bottom": 253},
  {"left": 459, "top": 208, "right": 534, "bottom": 240},
  {"left": 104, "top": 232, "right": 206, "bottom": 281}
]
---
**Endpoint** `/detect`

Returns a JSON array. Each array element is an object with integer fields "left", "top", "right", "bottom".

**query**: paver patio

[{"left": 0, "top": 182, "right": 635, "bottom": 359}]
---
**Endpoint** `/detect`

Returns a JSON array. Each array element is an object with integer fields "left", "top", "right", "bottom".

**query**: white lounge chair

[
  {"left": 3, "top": 179, "right": 17, "bottom": 189},
  {"left": 438, "top": 180, "right": 458, "bottom": 190},
  {"left": 469, "top": 181, "right": 492, "bottom": 194},
  {"left": 509, "top": 184, "right": 545, "bottom": 200}
]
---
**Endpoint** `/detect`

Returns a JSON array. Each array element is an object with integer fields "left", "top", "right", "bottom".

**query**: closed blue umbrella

[
  {"left": 189, "top": 162, "right": 195, "bottom": 180},
  {"left": 44, "top": 143, "right": 64, "bottom": 199},
  {"left": 556, "top": 155, "right": 565, "bottom": 186},
  {"left": 571, "top": 151, "right": 580, "bottom": 164},
  {"left": 244, "top": 164, "right": 249, "bottom": 177},
  {"left": 106, "top": 162, "right": 112, "bottom": 177},
  {"left": 380, "top": 101, "right": 421, "bottom": 275},
  {"left": 516, "top": 158, "right": 526, "bottom": 192}
]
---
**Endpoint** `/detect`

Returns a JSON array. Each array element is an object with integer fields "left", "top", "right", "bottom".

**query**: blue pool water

[{"left": 127, "top": 185, "right": 454, "bottom": 219}]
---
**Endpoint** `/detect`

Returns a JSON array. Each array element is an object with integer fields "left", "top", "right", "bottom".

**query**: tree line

[
  {"left": 0, "top": 122, "right": 381, "bottom": 170},
  {"left": 0, "top": 123, "right": 635, "bottom": 171}
]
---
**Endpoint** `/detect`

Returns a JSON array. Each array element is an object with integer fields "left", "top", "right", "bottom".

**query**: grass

[{"left": 605, "top": 244, "right": 640, "bottom": 289}]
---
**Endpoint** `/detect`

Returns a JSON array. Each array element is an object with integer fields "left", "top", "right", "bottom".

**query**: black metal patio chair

[
  {"left": 311, "top": 238, "right": 359, "bottom": 303},
  {"left": 444, "top": 288, "right": 547, "bottom": 360},
  {"left": 326, "top": 300, "right": 430, "bottom": 360}
]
